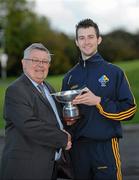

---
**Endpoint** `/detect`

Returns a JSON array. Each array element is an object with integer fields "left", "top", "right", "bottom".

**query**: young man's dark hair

[{"left": 75, "top": 18, "right": 100, "bottom": 39}]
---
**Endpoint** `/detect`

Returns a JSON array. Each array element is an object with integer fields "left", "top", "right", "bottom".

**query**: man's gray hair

[{"left": 23, "top": 43, "right": 52, "bottom": 62}]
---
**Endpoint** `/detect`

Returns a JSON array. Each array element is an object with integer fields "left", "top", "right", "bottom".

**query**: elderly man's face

[{"left": 22, "top": 49, "right": 50, "bottom": 84}]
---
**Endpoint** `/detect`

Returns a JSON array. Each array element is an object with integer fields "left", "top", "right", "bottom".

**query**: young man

[
  {"left": 0, "top": 43, "right": 72, "bottom": 180},
  {"left": 62, "top": 19, "right": 136, "bottom": 180}
]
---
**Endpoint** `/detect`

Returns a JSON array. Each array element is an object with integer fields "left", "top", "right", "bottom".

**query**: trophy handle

[
  {"left": 50, "top": 93, "right": 65, "bottom": 103},
  {"left": 55, "top": 97, "right": 65, "bottom": 104}
]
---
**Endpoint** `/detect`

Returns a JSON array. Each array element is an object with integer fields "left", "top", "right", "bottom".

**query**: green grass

[
  {"left": 0, "top": 78, "right": 16, "bottom": 128},
  {"left": 0, "top": 86, "right": 6, "bottom": 128},
  {"left": 47, "top": 74, "right": 64, "bottom": 91},
  {"left": 116, "top": 60, "right": 139, "bottom": 124},
  {"left": 0, "top": 60, "right": 139, "bottom": 128}
]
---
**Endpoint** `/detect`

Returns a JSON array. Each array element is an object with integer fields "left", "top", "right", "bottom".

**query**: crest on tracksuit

[{"left": 98, "top": 75, "right": 109, "bottom": 87}]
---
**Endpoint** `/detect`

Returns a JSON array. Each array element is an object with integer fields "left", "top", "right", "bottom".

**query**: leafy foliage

[
  {"left": 99, "top": 30, "right": 138, "bottom": 62},
  {"left": 0, "top": 0, "right": 139, "bottom": 77}
]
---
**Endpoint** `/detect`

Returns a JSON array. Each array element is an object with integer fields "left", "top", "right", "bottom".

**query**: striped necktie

[
  {"left": 37, "top": 84, "right": 46, "bottom": 99},
  {"left": 37, "top": 83, "right": 63, "bottom": 129},
  {"left": 37, "top": 83, "right": 63, "bottom": 160}
]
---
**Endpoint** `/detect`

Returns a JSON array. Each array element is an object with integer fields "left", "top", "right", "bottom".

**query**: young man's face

[{"left": 76, "top": 27, "right": 102, "bottom": 57}]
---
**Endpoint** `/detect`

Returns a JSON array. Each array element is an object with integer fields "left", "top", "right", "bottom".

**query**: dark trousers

[{"left": 70, "top": 137, "right": 122, "bottom": 180}]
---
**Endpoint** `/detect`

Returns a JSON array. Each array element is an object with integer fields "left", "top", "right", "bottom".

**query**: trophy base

[{"left": 63, "top": 115, "right": 80, "bottom": 124}]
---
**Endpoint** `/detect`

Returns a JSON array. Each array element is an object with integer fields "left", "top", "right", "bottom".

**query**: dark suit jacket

[{"left": 0, "top": 74, "right": 67, "bottom": 180}]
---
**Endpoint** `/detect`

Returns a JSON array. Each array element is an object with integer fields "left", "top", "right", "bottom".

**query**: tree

[
  {"left": 0, "top": 0, "right": 34, "bottom": 75},
  {"left": 0, "top": 0, "right": 75, "bottom": 76},
  {"left": 0, "top": 0, "right": 138, "bottom": 77},
  {"left": 100, "top": 29, "right": 138, "bottom": 62}
]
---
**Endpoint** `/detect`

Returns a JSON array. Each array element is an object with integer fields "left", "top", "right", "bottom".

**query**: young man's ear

[{"left": 98, "top": 36, "right": 102, "bottom": 45}]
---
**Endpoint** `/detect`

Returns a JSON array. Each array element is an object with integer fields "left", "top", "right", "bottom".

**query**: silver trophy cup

[{"left": 51, "top": 89, "right": 82, "bottom": 123}]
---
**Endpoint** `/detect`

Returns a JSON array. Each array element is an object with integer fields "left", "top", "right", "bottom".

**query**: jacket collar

[{"left": 79, "top": 52, "right": 104, "bottom": 66}]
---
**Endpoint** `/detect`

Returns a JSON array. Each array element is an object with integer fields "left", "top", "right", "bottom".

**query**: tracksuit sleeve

[{"left": 96, "top": 71, "right": 137, "bottom": 121}]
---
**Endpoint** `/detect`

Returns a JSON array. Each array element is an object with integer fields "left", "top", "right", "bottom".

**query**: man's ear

[
  {"left": 48, "top": 63, "right": 51, "bottom": 68},
  {"left": 98, "top": 36, "right": 102, "bottom": 45},
  {"left": 21, "top": 59, "right": 24, "bottom": 67},
  {"left": 21, "top": 59, "right": 26, "bottom": 70}
]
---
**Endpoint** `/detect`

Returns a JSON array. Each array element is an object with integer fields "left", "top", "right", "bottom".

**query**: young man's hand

[{"left": 72, "top": 88, "right": 101, "bottom": 106}]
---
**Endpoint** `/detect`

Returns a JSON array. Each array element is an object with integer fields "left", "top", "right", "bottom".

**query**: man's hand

[
  {"left": 62, "top": 129, "right": 72, "bottom": 150},
  {"left": 72, "top": 88, "right": 101, "bottom": 106}
]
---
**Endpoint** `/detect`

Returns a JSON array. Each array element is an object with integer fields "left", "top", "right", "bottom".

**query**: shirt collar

[{"left": 24, "top": 73, "right": 42, "bottom": 88}]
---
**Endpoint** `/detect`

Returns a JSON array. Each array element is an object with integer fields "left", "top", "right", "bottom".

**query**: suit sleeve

[
  {"left": 96, "top": 71, "right": 137, "bottom": 121},
  {"left": 4, "top": 85, "right": 68, "bottom": 149}
]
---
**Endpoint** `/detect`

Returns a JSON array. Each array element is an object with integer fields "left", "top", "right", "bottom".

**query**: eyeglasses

[{"left": 24, "top": 58, "right": 50, "bottom": 65}]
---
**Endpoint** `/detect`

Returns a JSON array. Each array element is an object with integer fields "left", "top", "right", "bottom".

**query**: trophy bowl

[{"left": 51, "top": 89, "right": 82, "bottom": 123}]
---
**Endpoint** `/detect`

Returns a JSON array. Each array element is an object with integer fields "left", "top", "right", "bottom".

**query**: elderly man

[{"left": 0, "top": 43, "right": 71, "bottom": 180}]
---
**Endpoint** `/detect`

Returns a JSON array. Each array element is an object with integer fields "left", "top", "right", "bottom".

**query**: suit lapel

[
  {"left": 21, "top": 74, "right": 63, "bottom": 124},
  {"left": 21, "top": 74, "right": 52, "bottom": 108}
]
